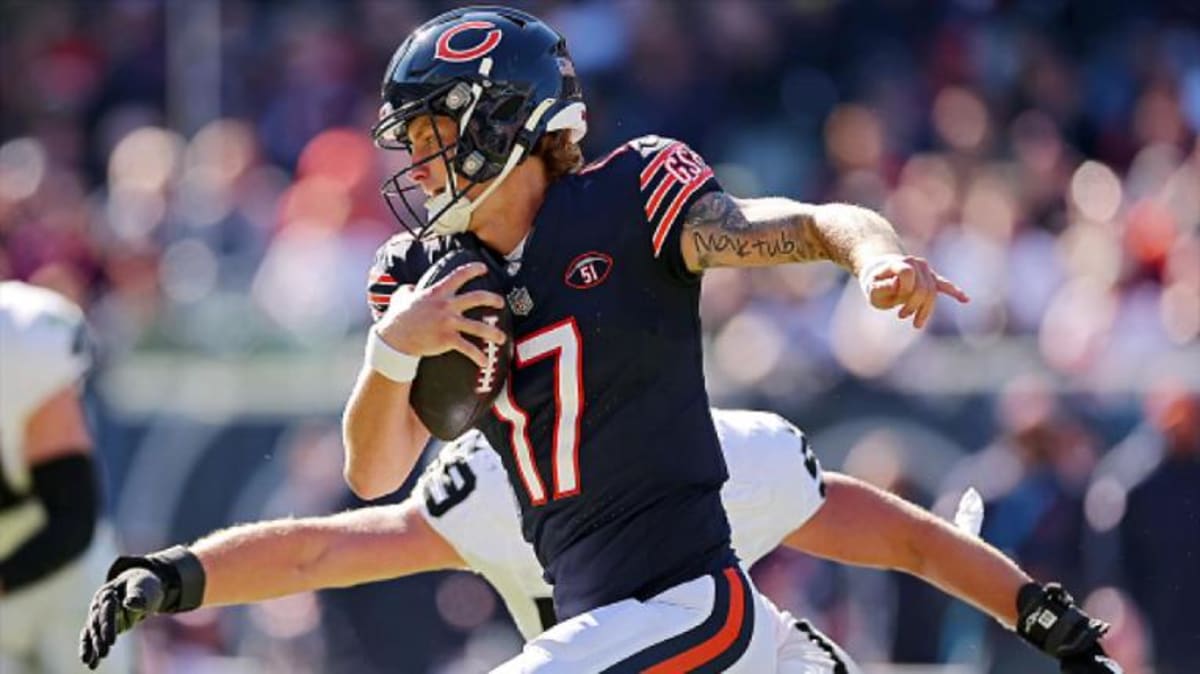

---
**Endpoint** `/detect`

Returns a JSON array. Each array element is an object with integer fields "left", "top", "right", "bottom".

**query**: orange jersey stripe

[
  {"left": 651, "top": 166, "right": 714, "bottom": 257},
  {"left": 643, "top": 171, "right": 679, "bottom": 221},
  {"left": 639, "top": 141, "right": 682, "bottom": 188}
]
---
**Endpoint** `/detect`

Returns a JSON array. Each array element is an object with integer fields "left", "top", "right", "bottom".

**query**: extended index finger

[{"left": 935, "top": 275, "right": 970, "bottom": 303}]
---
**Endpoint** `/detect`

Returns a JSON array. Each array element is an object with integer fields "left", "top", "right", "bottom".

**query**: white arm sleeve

[{"left": 713, "top": 409, "right": 826, "bottom": 568}]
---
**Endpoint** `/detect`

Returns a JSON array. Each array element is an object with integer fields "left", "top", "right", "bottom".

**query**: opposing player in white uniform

[
  {"left": 80, "top": 409, "right": 1119, "bottom": 673},
  {"left": 0, "top": 281, "right": 129, "bottom": 673}
]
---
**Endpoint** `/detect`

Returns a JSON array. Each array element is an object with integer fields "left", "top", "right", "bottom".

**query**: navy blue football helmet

[{"left": 372, "top": 6, "right": 586, "bottom": 239}]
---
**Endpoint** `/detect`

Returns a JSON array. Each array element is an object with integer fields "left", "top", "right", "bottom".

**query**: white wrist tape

[
  {"left": 365, "top": 329, "right": 420, "bottom": 383},
  {"left": 857, "top": 254, "right": 905, "bottom": 297}
]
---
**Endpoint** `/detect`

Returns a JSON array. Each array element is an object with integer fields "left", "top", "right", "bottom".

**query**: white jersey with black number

[
  {"left": 0, "top": 282, "right": 130, "bottom": 674},
  {"left": 416, "top": 409, "right": 826, "bottom": 641},
  {"left": 0, "top": 282, "right": 90, "bottom": 496}
]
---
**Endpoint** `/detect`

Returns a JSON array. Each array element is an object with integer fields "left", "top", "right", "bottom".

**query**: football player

[
  {"left": 338, "top": 6, "right": 1107, "bottom": 672},
  {"left": 1, "top": 281, "right": 129, "bottom": 673},
  {"left": 81, "top": 411, "right": 1117, "bottom": 673}
]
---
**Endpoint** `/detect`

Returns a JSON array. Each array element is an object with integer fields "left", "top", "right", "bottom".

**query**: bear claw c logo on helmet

[
  {"left": 435, "top": 21, "right": 503, "bottom": 63},
  {"left": 373, "top": 6, "right": 587, "bottom": 240}
]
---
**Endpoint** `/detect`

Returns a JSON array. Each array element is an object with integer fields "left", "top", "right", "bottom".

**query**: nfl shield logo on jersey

[{"left": 507, "top": 286, "right": 534, "bottom": 316}]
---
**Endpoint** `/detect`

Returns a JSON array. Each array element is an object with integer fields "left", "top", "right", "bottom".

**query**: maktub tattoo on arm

[{"left": 680, "top": 191, "right": 901, "bottom": 272}]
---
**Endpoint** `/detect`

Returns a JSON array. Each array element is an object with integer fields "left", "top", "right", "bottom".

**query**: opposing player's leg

[
  {"left": 776, "top": 619, "right": 860, "bottom": 674},
  {"left": 493, "top": 566, "right": 776, "bottom": 673},
  {"left": 762, "top": 593, "right": 861, "bottom": 674}
]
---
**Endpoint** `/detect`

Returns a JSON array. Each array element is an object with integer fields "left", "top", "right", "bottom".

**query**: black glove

[
  {"left": 79, "top": 545, "right": 206, "bottom": 670},
  {"left": 1059, "top": 643, "right": 1124, "bottom": 674},
  {"left": 79, "top": 568, "right": 165, "bottom": 669},
  {"left": 1016, "top": 582, "right": 1123, "bottom": 674}
]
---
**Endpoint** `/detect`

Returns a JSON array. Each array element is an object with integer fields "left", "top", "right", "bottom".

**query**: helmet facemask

[{"left": 372, "top": 65, "right": 551, "bottom": 240}]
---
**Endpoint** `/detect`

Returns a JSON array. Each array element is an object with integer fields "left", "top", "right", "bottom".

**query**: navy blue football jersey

[{"left": 368, "top": 136, "right": 735, "bottom": 619}]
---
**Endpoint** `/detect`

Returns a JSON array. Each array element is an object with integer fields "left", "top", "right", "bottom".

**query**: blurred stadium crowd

[{"left": 1, "top": 0, "right": 1198, "bottom": 672}]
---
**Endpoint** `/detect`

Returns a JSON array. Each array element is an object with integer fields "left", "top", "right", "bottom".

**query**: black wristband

[
  {"left": 107, "top": 545, "right": 206, "bottom": 613},
  {"left": 1016, "top": 582, "right": 1108, "bottom": 658}
]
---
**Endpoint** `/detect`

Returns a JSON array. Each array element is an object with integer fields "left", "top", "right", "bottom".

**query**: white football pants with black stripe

[{"left": 772, "top": 607, "right": 862, "bottom": 674}]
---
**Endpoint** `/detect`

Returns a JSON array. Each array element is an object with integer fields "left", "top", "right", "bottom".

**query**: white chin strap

[
  {"left": 425, "top": 97, "right": 559, "bottom": 237},
  {"left": 424, "top": 189, "right": 473, "bottom": 236}
]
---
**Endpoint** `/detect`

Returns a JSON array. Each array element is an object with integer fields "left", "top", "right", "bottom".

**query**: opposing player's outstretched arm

[
  {"left": 785, "top": 472, "right": 1028, "bottom": 627},
  {"left": 786, "top": 473, "right": 1119, "bottom": 672},
  {"left": 193, "top": 500, "right": 466, "bottom": 605},
  {"left": 678, "top": 192, "right": 968, "bottom": 328},
  {"left": 80, "top": 499, "right": 466, "bottom": 669}
]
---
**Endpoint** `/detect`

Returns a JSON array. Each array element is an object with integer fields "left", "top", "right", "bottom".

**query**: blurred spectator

[
  {"left": 942, "top": 376, "right": 1098, "bottom": 673},
  {"left": 1117, "top": 387, "right": 1200, "bottom": 674},
  {"left": 839, "top": 431, "right": 952, "bottom": 664}
]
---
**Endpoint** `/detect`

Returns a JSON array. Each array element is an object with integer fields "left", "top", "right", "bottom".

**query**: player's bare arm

[
  {"left": 195, "top": 500, "right": 466, "bottom": 605},
  {"left": 342, "top": 262, "right": 507, "bottom": 499},
  {"left": 79, "top": 499, "right": 465, "bottom": 669},
  {"left": 785, "top": 472, "right": 1031, "bottom": 628},
  {"left": 786, "top": 473, "right": 1114, "bottom": 667},
  {"left": 679, "top": 192, "right": 969, "bottom": 328},
  {"left": 341, "top": 371, "right": 428, "bottom": 499}
]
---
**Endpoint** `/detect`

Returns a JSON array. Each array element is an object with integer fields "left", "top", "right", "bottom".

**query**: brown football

[{"left": 410, "top": 245, "right": 514, "bottom": 441}]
